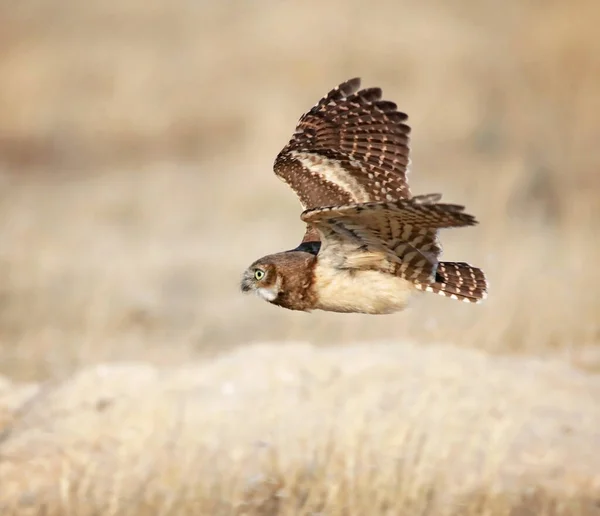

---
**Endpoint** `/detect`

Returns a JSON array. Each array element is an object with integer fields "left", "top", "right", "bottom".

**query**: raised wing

[
  {"left": 274, "top": 78, "right": 413, "bottom": 243},
  {"left": 300, "top": 197, "right": 478, "bottom": 284}
]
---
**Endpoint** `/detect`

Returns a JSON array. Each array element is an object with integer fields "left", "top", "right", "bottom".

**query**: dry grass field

[{"left": 0, "top": 0, "right": 599, "bottom": 514}]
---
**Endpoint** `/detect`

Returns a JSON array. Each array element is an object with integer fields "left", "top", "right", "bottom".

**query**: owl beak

[{"left": 240, "top": 274, "right": 252, "bottom": 293}]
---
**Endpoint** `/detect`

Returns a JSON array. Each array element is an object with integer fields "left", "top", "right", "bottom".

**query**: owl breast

[{"left": 311, "top": 262, "right": 415, "bottom": 315}]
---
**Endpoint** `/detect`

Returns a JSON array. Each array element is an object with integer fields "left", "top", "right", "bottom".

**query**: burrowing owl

[{"left": 240, "top": 78, "right": 487, "bottom": 314}]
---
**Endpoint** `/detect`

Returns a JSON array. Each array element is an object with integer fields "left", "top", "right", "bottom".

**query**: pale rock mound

[{"left": 0, "top": 343, "right": 599, "bottom": 515}]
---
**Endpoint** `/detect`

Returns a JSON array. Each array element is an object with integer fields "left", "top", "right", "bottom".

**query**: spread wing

[
  {"left": 274, "top": 78, "right": 412, "bottom": 242},
  {"left": 300, "top": 196, "right": 478, "bottom": 285}
]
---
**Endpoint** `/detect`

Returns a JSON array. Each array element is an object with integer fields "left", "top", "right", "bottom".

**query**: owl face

[{"left": 240, "top": 261, "right": 281, "bottom": 302}]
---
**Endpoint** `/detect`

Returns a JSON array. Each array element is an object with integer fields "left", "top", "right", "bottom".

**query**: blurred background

[{"left": 0, "top": 0, "right": 599, "bottom": 381}]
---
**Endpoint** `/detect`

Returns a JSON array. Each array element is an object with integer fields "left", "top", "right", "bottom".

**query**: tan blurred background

[{"left": 0, "top": 1, "right": 599, "bottom": 513}]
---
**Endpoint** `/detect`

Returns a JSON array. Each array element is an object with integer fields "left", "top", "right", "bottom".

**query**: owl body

[
  {"left": 312, "top": 264, "right": 414, "bottom": 314},
  {"left": 241, "top": 250, "right": 414, "bottom": 314},
  {"left": 240, "top": 78, "right": 488, "bottom": 313}
]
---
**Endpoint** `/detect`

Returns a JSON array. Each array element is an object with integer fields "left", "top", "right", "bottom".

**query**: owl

[{"left": 240, "top": 78, "right": 487, "bottom": 314}]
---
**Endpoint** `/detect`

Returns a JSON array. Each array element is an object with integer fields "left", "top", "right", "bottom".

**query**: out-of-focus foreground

[{"left": 0, "top": 1, "right": 599, "bottom": 514}]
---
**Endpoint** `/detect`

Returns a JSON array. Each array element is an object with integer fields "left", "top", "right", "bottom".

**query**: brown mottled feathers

[
  {"left": 301, "top": 197, "right": 476, "bottom": 229},
  {"left": 274, "top": 78, "right": 412, "bottom": 242},
  {"left": 421, "top": 262, "right": 488, "bottom": 303},
  {"left": 301, "top": 197, "right": 486, "bottom": 302}
]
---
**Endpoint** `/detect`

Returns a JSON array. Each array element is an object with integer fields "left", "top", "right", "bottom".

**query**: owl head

[
  {"left": 240, "top": 257, "right": 282, "bottom": 302},
  {"left": 240, "top": 251, "right": 317, "bottom": 308}
]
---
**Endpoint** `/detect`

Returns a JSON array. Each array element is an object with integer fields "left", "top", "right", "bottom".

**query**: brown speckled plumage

[{"left": 241, "top": 78, "right": 488, "bottom": 313}]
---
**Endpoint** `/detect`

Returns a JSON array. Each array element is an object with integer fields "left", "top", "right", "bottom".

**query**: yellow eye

[{"left": 254, "top": 269, "right": 265, "bottom": 281}]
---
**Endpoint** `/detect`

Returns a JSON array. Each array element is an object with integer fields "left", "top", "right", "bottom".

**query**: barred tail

[{"left": 417, "top": 262, "right": 488, "bottom": 303}]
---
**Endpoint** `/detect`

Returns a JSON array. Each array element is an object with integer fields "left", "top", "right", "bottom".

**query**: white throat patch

[
  {"left": 256, "top": 274, "right": 282, "bottom": 303},
  {"left": 257, "top": 287, "right": 278, "bottom": 302}
]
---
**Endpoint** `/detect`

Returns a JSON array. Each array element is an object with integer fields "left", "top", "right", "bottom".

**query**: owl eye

[{"left": 254, "top": 269, "right": 265, "bottom": 281}]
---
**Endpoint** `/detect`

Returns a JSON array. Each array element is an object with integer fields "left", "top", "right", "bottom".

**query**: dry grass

[
  {"left": 0, "top": 0, "right": 599, "bottom": 514},
  {"left": 0, "top": 343, "right": 599, "bottom": 515}
]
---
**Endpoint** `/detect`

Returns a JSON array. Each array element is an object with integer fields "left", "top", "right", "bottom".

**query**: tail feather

[{"left": 416, "top": 261, "right": 488, "bottom": 303}]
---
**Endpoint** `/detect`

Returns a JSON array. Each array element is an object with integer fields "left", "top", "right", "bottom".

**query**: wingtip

[
  {"left": 338, "top": 77, "right": 361, "bottom": 94},
  {"left": 463, "top": 214, "right": 479, "bottom": 227}
]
